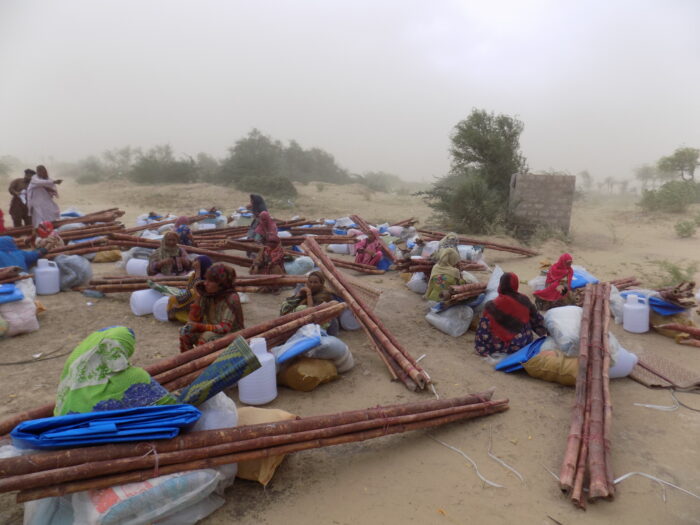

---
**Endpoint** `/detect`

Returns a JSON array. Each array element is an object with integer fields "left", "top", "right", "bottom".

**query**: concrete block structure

[{"left": 508, "top": 173, "right": 576, "bottom": 234}]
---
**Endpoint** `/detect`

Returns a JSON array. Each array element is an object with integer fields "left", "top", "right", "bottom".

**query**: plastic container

[
  {"left": 153, "top": 295, "right": 170, "bottom": 322},
  {"left": 126, "top": 257, "right": 149, "bottom": 276},
  {"left": 623, "top": 294, "right": 649, "bottom": 333},
  {"left": 34, "top": 259, "right": 60, "bottom": 295},
  {"left": 238, "top": 338, "right": 277, "bottom": 405},
  {"left": 130, "top": 289, "right": 163, "bottom": 316}
]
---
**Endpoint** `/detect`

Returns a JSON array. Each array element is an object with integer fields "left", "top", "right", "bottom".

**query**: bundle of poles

[
  {"left": 417, "top": 229, "right": 539, "bottom": 257},
  {"left": 4, "top": 209, "right": 126, "bottom": 239},
  {"left": 559, "top": 282, "right": 614, "bottom": 509},
  {"left": 302, "top": 237, "right": 430, "bottom": 391},
  {"left": 398, "top": 258, "right": 488, "bottom": 274},
  {"left": 0, "top": 266, "right": 31, "bottom": 285},
  {"left": 390, "top": 217, "right": 417, "bottom": 227},
  {"left": 78, "top": 274, "right": 309, "bottom": 294},
  {"left": 655, "top": 324, "right": 700, "bottom": 347},
  {"left": 657, "top": 281, "right": 696, "bottom": 309},
  {"left": 0, "top": 391, "right": 508, "bottom": 503},
  {"left": 0, "top": 301, "right": 346, "bottom": 436},
  {"left": 608, "top": 276, "right": 641, "bottom": 291},
  {"left": 439, "top": 282, "right": 488, "bottom": 306}
]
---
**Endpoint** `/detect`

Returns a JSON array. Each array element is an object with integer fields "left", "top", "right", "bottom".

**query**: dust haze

[{"left": 1, "top": 0, "right": 699, "bottom": 182}]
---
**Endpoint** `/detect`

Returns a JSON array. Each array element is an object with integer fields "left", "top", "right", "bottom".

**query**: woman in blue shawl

[{"left": 0, "top": 236, "right": 44, "bottom": 271}]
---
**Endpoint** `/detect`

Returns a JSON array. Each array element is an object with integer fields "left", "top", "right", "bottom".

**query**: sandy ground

[{"left": 0, "top": 179, "right": 699, "bottom": 524}]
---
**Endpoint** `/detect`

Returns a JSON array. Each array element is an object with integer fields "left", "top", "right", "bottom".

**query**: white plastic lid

[
  {"left": 626, "top": 294, "right": 638, "bottom": 305},
  {"left": 249, "top": 337, "right": 267, "bottom": 356}
]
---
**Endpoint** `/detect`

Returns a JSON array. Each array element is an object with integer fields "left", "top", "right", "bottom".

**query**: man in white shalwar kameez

[{"left": 27, "top": 165, "right": 62, "bottom": 228}]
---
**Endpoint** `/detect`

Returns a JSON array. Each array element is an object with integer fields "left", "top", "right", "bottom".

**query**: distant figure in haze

[
  {"left": 27, "top": 165, "right": 62, "bottom": 228},
  {"left": 246, "top": 194, "right": 267, "bottom": 243},
  {"left": 8, "top": 169, "right": 35, "bottom": 227}
]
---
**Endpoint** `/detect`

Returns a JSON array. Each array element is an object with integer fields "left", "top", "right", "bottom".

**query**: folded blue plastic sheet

[
  {"left": 276, "top": 335, "right": 322, "bottom": 364},
  {"left": 494, "top": 337, "right": 547, "bottom": 373},
  {"left": 0, "top": 284, "right": 24, "bottom": 304},
  {"left": 570, "top": 269, "right": 599, "bottom": 289},
  {"left": 11, "top": 405, "right": 201, "bottom": 449},
  {"left": 619, "top": 292, "right": 686, "bottom": 316}
]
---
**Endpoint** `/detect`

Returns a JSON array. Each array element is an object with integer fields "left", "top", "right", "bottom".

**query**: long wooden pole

[{"left": 16, "top": 403, "right": 508, "bottom": 502}]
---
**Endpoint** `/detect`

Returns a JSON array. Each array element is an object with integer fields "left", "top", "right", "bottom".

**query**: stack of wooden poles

[
  {"left": 608, "top": 276, "right": 640, "bottom": 291},
  {"left": 4, "top": 209, "right": 126, "bottom": 239},
  {"left": 656, "top": 324, "right": 700, "bottom": 347},
  {"left": 0, "top": 301, "right": 346, "bottom": 435},
  {"left": 0, "top": 266, "right": 31, "bottom": 285},
  {"left": 439, "top": 283, "right": 488, "bottom": 306},
  {"left": 302, "top": 237, "right": 430, "bottom": 391},
  {"left": 0, "top": 391, "right": 508, "bottom": 503},
  {"left": 398, "top": 257, "right": 488, "bottom": 274},
  {"left": 79, "top": 274, "right": 308, "bottom": 294},
  {"left": 417, "top": 229, "right": 539, "bottom": 257},
  {"left": 559, "top": 282, "right": 614, "bottom": 509},
  {"left": 390, "top": 217, "right": 417, "bottom": 227}
]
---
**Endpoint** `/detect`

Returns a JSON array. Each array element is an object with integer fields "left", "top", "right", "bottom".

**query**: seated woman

[
  {"left": 54, "top": 326, "right": 175, "bottom": 415},
  {"left": 147, "top": 231, "right": 192, "bottom": 276},
  {"left": 424, "top": 248, "right": 465, "bottom": 302},
  {"left": 354, "top": 228, "right": 383, "bottom": 267},
  {"left": 430, "top": 232, "right": 459, "bottom": 261},
  {"left": 34, "top": 221, "right": 65, "bottom": 252},
  {"left": 280, "top": 271, "right": 339, "bottom": 334},
  {"left": 180, "top": 263, "right": 244, "bottom": 353},
  {"left": 250, "top": 211, "right": 286, "bottom": 276},
  {"left": 533, "top": 253, "right": 574, "bottom": 311},
  {"left": 174, "top": 216, "right": 195, "bottom": 246},
  {"left": 474, "top": 272, "right": 546, "bottom": 357},
  {"left": 149, "top": 255, "right": 213, "bottom": 323},
  {"left": 0, "top": 236, "right": 45, "bottom": 271}
]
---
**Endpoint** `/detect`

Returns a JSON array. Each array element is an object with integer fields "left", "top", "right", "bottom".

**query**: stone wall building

[{"left": 508, "top": 173, "right": 576, "bottom": 234}]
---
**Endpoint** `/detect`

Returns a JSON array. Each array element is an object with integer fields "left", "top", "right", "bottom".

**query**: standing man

[
  {"left": 8, "top": 169, "right": 34, "bottom": 227},
  {"left": 27, "top": 165, "right": 62, "bottom": 227}
]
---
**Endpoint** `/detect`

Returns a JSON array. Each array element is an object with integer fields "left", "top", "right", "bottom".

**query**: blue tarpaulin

[
  {"left": 494, "top": 337, "right": 547, "bottom": 373},
  {"left": 11, "top": 405, "right": 201, "bottom": 449}
]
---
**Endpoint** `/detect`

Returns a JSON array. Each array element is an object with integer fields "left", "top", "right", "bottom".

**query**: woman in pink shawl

[
  {"left": 27, "top": 165, "right": 62, "bottom": 227},
  {"left": 534, "top": 253, "right": 574, "bottom": 310},
  {"left": 354, "top": 228, "right": 383, "bottom": 267},
  {"left": 251, "top": 211, "right": 286, "bottom": 277}
]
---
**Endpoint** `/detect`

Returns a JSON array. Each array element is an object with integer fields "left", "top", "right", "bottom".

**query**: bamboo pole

[
  {"left": 2, "top": 390, "right": 498, "bottom": 478},
  {"left": 46, "top": 245, "right": 121, "bottom": 259},
  {"left": 559, "top": 284, "right": 594, "bottom": 492},
  {"left": 0, "top": 274, "right": 33, "bottom": 285},
  {"left": 303, "top": 238, "right": 428, "bottom": 389},
  {"left": 161, "top": 303, "right": 345, "bottom": 390},
  {"left": 655, "top": 323, "right": 700, "bottom": 338},
  {"left": 600, "top": 284, "right": 615, "bottom": 498},
  {"left": 15, "top": 402, "right": 508, "bottom": 502},
  {"left": 0, "top": 400, "right": 506, "bottom": 493},
  {"left": 0, "top": 303, "right": 342, "bottom": 436},
  {"left": 108, "top": 236, "right": 252, "bottom": 266},
  {"left": 587, "top": 285, "right": 609, "bottom": 500},
  {"left": 417, "top": 229, "right": 538, "bottom": 256},
  {"left": 121, "top": 214, "right": 214, "bottom": 235}
]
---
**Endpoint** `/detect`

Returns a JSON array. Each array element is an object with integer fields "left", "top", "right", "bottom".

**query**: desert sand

[{"left": 0, "top": 178, "right": 698, "bottom": 525}]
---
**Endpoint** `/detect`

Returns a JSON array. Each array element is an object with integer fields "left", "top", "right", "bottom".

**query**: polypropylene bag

[
  {"left": 528, "top": 275, "right": 547, "bottom": 292},
  {"left": 305, "top": 335, "right": 354, "bottom": 373},
  {"left": 406, "top": 272, "right": 428, "bottom": 294},
  {"left": 544, "top": 306, "right": 583, "bottom": 356},
  {"left": 609, "top": 346, "right": 638, "bottom": 378},
  {"left": 425, "top": 304, "right": 473, "bottom": 337},
  {"left": 484, "top": 265, "right": 504, "bottom": 303},
  {"left": 53, "top": 254, "right": 93, "bottom": 291},
  {"left": 283, "top": 256, "right": 315, "bottom": 275}
]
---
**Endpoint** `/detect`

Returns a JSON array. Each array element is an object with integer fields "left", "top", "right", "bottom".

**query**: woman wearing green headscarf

[
  {"left": 424, "top": 247, "right": 465, "bottom": 302},
  {"left": 54, "top": 327, "right": 174, "bottom": 415}
]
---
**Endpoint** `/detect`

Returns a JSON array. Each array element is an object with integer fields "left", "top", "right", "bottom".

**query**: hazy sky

[{"left": 1, "top": 0, "right": 699, "bottom": 182}]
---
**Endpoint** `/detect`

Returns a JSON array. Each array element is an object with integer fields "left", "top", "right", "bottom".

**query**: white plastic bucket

[
  {"left": 126, "top": 258, "right": 149, "bottom": 276},
  {"left": 130, "top": 289, "right": 163, "bottom": 316},
  {"left": 34, "top": 259, "right": 60, "bottom": 295},
  {"left": 153, "top": 296, "right": 170, "bottom": 322}
]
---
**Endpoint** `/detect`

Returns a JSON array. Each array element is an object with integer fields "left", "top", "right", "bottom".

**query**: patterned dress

[{"left": 474, "top": 312, "right": 546, "bottom": 357}]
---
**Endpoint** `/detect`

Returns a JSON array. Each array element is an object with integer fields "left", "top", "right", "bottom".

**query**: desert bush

[
  {"left": 674, "top": 220, "right": 696, "bottom": 238},
  {"left": 315, "top": 182, "right": 325, "bottom": 192},
  {"left": 234, "top": 175, "right": 297, "bottom": 199},
  {"left": 638, "top": 180, "right": 698, "bottom": 213},
  {"left": 653, "top": 260, "right": 699, "bottom": 287}
]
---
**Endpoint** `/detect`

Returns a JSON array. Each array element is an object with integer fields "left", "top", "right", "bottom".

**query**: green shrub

[
  {"left": 652, "top": 260, "right": 699, "bottom": 287},
  {"left": 638, "top": 180, "right": 697, "bottom": 213},
  {"left": 76, "top": 172, "right": 105, "bottom": 184},
  {"left": 674, "top": 220, "right": 696, "bottom": 238},
  {"left": 234, "top": 175, "right": 297, "bottom": 199}
]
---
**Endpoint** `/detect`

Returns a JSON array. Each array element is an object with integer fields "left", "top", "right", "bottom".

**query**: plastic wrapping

[
  {"left": 406, "top": 272, "right": 428, "bottom": 294},
  {"left": 425, "top": 304, "right": 473, "bottom": 337},
  {"left": 53, "top": 255, "right": 93, "bottom": 291},
  {"left": 544, "top": 306, "right": 583, "bottom": 356}
]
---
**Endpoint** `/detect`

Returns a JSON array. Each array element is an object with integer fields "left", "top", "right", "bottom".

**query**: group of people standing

[{"left": 8, "top": 166, "right": 62, "bottom": 228}]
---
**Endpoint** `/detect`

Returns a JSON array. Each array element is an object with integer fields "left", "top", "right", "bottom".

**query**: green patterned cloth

[
  {"left": 176, "top": 336, "right": 261, "bottom": 406},
  {"left": 55, "top": 327, "right": 175, "bottom": 416}
]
